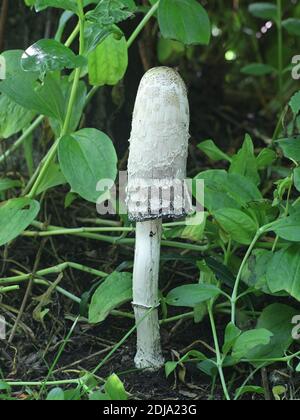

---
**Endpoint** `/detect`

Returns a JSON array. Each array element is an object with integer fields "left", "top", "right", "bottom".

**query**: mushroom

[{"left": 127, "top": 67, "right": 191, "bottom": 370}]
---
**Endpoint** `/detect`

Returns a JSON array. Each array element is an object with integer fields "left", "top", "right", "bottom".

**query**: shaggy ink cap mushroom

[{"left": 127, "top": 67, "right": 192, "bottom": 222}]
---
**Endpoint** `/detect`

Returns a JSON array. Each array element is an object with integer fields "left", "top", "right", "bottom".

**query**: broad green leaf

[
  {"left": 197, "top": 140, "right": 231, "bottom": 162},
  {"left": 36, "top": 163, "right": 66, "bottom": 195},
  {"left": 157, "top": 37, "right": 185, "bottom": 65},
  {"left": 235, "top": 386, "right": 265, "bottom": 399},
  {"left": 241, "top": 249, "right": 284, "bottom": 296},
  {"left": 0, "top": 50, "right": 65, "bottom": 122},
  {"left": 204, "top": 257, "right": 235, "bottom": 288},
  {"left": 0, "top": 178, "right": 22, "bottom": 193},
  {"left": 247, "top": 304, "right": 298, "bottom": 364},
  {"left": 283, "top": 18, "right": 300, "bottom": 36},
  {"left": 164, "top": 212, "right": 207, "bottom": 242},
  {"left": 89, "top": 272, "right": 132, "bottom": 323},
  {"left": 86, "top": 0, "right": 133, "bottom": 25},
  {"left": 232, "top": 329, "right": 273, "bottom": 362},
  {"left": 213, "top": 208, "right": 258, "bottom": 245},
  {"left": 0, "top": 198, "right": 40, "bottom": 246},
  {"left": 270, "top": 213, "right": 300, "bottom": 242},
  {"left": 277, "top": 137, "right": 300, "bottom": 162},
  {"left": 158, "top": 0, "right": 211, "bottom": 46},
  {"left": 289, "top": 91, "right": 300, "bottom": 117},
  {"left": 0, "top": 94, "right": 35, "bottom": 139},
  {"left": 266, "top": 245, "right": 300, "bottom": 300},
  {"left": 256, "top": 148, "right": 277, "bottom": 169},
  {"left": 248, "top": 3, "right": 278, "bottom": 21},
  {"left": 104, "top": 374, "right": 127, "bottom": 401},
  {"left": 245, "top": 200, "right": 278, "bottom": 227},
  {"left": 294, "top": 167, "right": 300, "bottom": 192},
  {"left": 223, "top": 322, "right": 242, "bottom": 355},
  {"left": 58, "top": 128, "right": 118, "bottom": 203},
  {"left": 229, "top": 134, "right": 260, "bottom": 185},
  {"left": 166, "top": 284, "right": 221, "bottom": 308},
  {"left": 21, "top": 39, "right": 86, "bottom": 73},
  {"left": 88, "top": 33, "right": 128, "bottom": 86},
  {"left": 35, "top": 0, "right": 78, "bottom": 13},
  {"left": 46, "top": 388, "right": 65, "bottom": 401},
  {"left": 241, "top": 63, "right": 276, "bottom": 76},
  {"left": 194, "top": 170, "right": 262, "bottom": 212}
]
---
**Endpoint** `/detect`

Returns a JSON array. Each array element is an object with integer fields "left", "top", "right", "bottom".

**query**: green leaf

[
  {"left": 282, "top": 18, "right": 300, "bottom": 36},
  {"left": 21, "top": 39, "right": 86, "bottom": 73},
  {"left": 46, "top": 388, "right": 65, "bottom": 401},
  {"left": 35, "top": 0, "right": 78, "bottom": 13},
  {"left": 0, "top": 50, "right": 65, "bottom": 121},
  {"left": 256, "top": 148, "right": 277, "bottom": 170},
  {"left": 232, "top": 329, "right": 273, "bottom": 362},
  {"left": 194, "top": 170, "right": 262, "bottom": 212},
  {"left": 223, "top": 322, "right": 242, "bottom": 355},
  {"left": 241, "top": 63, "right": 276, "bottom": 76},
  {"left": 158, "top": 0, "right": 211, "bottom": 46},
  {"left": 213, "top": 208, "right": 258, "bottom": 245},
  {"left": 157, "top": 37, "right": 185, "bottom": 65},
  {"left": 277, "top": 137, "right": 300, "bottom": 162},
  {"left": 289, "top": 91, "right": 300, "bottom": 117},
  {"left": 86, "top": 0, "right": 133, "bottom": 25},
  {"left": 248, "top": 3, "right": 278, "bottom": 21},
  {"left": 197, "top": 140, "right": 231, "bottom": 162},
  {"left": 165, "top": 350, "right": 207, "bottom": 378},
  {"left": 270, "top": 213, "right": 300, "bottom": 242},
  {"left": 0, "top": 198, "right": 40, "bottom": 246},
  {"left": 229, "top": 134, "right": 260, "bottom": 185},
  {"left": 204, "top": 257, "right": 235, "bottom": 288},
  {"left": 88, "top": 33, "right": 128, "bottom": 86},
  {"left": 104, "top": 374, "right": 127, "bottom": 401},
  {"left": 49, "top": 78, "right": 87, "bottom": 137},
  {"left": 266, "top": 245, "right": 300, "bottom": 300},
  {"left": 241, "top": 249, "right": 284, "bottom": 296},
  {"left": 164, "top": 213, "right": 207, "bottom": 242},
  {"left": 36, "top": 163, "right": 66, "bottom": 195},
  {"left": 89, "top": 272, "right": 132, "bottom": 323},
  {"left": 58, "top": 128, "right": 118, "bottom": 203},
  {"left": 0, "top": 94, "right": 35, "bottom": 139},
  {"left": 294, "top": 167, "right": 300, "bottom": 192},
  {"left": 166, "top": 284, "right": 221, "bottom": 308},
  {"left": 0, "top": 178, "right": 22, "bottom": 193},
  {"left": 247, "top": 304, "right": 298, "bottom": 364},
  {"left": 235, "top": 386, "right": 265, "bottom": 399}
]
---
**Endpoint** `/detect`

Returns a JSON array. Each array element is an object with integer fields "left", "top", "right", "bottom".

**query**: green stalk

[
  {"left": 0, "top": 261, "right": 107, "bottom": 285},
  {"left": 230, "top": 231, "right": 262, "bottom": 324},
  {"left": 127, "top": 1, "right": 160, "bottom": 48},
  {"left": 207, "top": 303, "right": 231, "bottom": 401},
  {"left": 23, "top": 220, "right": 211, "bottom": 252}
]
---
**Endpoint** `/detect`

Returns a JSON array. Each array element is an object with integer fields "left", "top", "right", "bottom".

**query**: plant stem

[
  {"left": 23, "top": 220, "right": 210, "bottom": 252},
  {"left": 207, "top": 303, "right": 230, "bottom": 401},
  {"left": 0, "top": 262, "right": 107, "bottom": 285},
  {"left": 0, "top": 116, "right": 44, "bottom": 165},
  {"left": 0, "top": 285, "right": 19, "bottom": 293},
  {"left": 127, "top": 1, "right": 160, "bottom": 48},
  {"left": 231, "top": 229, "right": 264, "bottom": 325}
]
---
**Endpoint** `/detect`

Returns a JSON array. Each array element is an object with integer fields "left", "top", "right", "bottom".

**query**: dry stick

[{"left": 8, "top": 239, "right": 47, "bottom": 344}]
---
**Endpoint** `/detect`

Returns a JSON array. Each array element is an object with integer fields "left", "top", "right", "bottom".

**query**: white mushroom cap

[{"left": 127, "top": 67, "right": 192, "bottom": 221}]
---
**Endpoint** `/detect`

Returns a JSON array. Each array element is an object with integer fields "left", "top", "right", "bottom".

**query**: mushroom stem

[{"left": 132, "top": 219, "right": 164, "bottom": 370}]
